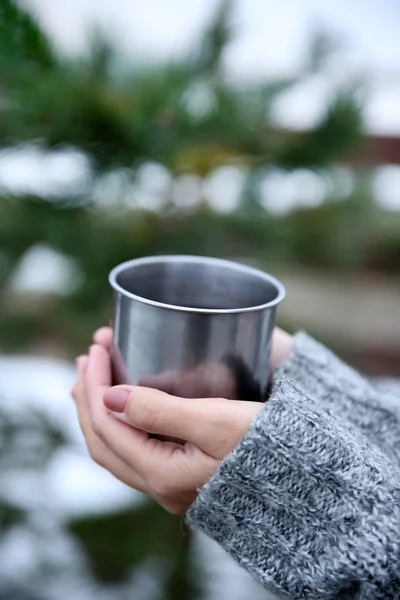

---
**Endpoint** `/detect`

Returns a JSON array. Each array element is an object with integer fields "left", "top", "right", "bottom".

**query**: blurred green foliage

[
  {"left": 0, "top": 1, "right": 398, "bottom": 599},
  {"left": 69, "top": 502, "right": 197, "bottom": 596}
]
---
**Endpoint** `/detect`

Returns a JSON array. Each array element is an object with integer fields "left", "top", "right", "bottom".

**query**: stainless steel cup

[{"left": 109, "top": 255, "right": 285, "bottom": 402}]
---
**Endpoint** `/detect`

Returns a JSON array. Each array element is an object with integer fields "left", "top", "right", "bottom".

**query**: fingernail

[{"left": 103, "top": 388, "right": 130, "bottom": 412}]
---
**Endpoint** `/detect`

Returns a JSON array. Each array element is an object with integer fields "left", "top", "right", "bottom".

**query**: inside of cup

[{"left": 115, "top": 259, "right": 280, "bottom": 310}]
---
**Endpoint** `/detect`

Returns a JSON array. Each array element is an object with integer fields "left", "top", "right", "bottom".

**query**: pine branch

[
  {"left": 190, "top": 0, "right": 234, "bottom": 74},
  {"left": 0, "top": 0, "right": 55, "bottom": 77}
]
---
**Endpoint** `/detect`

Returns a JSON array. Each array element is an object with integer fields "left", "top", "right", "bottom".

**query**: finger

[
  {"left": 85, "top": 345, "right": 155, "bottom": 467},
  {"left": 71, "top": 355, "right": 88, "bottom": 401},
  {"left": 270, "top": 328, "right": 293, "bottom": 371},
  {"left": 73, "top": 353, "right": 107, "bottom": 457},
  {"left": 76, "top": 355, "right": 88, "bottom": 368},
  {"left": 85, "top": 351, "right": 183, "bottom": 478},
  {"left": 89, "top": 360, "right": 221, "bottom": 501},
  {"left": 74, "top": 348, "right": 146, "bottom": 491},
  {"left": 84, "top": 343, "right": 115, "bottom": 435},
  {"left": 86, "top": 343, "right": 113, "bottom": 390},
  {"left": 85, "top": 396, "right": 217, "bottom": 510},
  {"left": 73, "top": 350, "right": 101, "bottom": 441},
  {"left": 93, "top": 327, "right": 113, "bottom": 351},
  {"left": 104, "top": 386, "right": 262, "bottom": 459},
  {"left": 92, "top": 449, "right": 147, "bottom": 493}
]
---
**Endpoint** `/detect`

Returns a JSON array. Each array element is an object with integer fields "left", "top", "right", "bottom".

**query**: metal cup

[{"left": 109, "top": 255, "right": 285, "bottom": 402}]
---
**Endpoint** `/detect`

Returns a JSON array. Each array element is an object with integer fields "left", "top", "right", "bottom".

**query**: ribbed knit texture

[{"left": 187, "top": 334, "right": 400, "bottom": 599}]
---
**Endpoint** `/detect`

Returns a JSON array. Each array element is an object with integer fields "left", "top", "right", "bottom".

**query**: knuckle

[
  {"left": 155, "top": 479, "right": 175, "bottom": 498},
  {"left": 88, "top": 440, "right": 104, "bottom": 466},
  {"left": 134, "top": 400, "right": 160, "bottom": 432},
  {"left": 91, "top": 414, "right": 104, "bottom": 439},
  {"left": 148, "top": 469, "right": 176, "bottom": 498}
]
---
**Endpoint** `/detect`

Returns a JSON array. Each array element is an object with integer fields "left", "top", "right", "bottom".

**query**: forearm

[
  {"left": 277, "top": 333, "right": 400, "bottom": 463},
  {"left": 187, "top": 335, "right": 400, "bottom": 599}
]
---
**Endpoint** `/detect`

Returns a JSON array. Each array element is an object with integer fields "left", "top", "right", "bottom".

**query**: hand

[{"left": 71, "top": 326, "right": 293, "bottom": 515}]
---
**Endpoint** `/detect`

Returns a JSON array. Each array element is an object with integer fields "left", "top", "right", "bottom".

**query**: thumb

[{"left": 103, "top": 386, "right": 262, "bottom": 459}]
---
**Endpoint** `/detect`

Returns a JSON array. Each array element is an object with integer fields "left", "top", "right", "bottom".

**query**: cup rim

[{"left": 109, "top": 255, "right": 286, "bottom": 314}]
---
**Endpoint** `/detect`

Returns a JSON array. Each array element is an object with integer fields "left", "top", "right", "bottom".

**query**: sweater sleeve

[
  {"left": 277, "top": 333, "right": 400, "bottom": 464},
  {"left": 187, "top": 334, "right": 400, "bottom": 600}
]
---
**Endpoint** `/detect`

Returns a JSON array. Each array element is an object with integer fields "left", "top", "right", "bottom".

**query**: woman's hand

[{"left": 71, "top": 326, "right": 293, "bottom": 514}]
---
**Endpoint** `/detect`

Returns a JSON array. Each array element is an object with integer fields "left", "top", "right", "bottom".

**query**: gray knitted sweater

[{"left": 187, "top": 333, "right": 400, "bottom": 599}]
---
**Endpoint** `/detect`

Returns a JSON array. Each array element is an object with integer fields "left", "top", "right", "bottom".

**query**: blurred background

[{"left": 0, "top": 0, "right": 399, "bottom": 598}]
